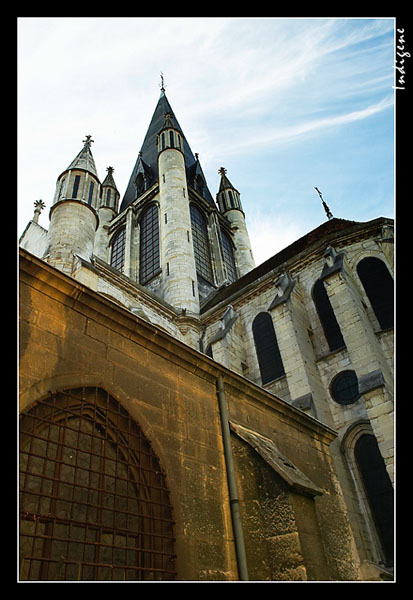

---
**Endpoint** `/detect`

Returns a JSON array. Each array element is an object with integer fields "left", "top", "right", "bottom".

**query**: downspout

[{"left": 216, "top": 375, "right": 249, "bottom": 581}]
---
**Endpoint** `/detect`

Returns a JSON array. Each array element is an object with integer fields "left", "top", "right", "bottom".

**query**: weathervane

[
  {"left": 159, "top": 72, "right": 166, "bottom": 93},
  {"left": 315, "top": 186, "right": 333, "bottom": 220}
]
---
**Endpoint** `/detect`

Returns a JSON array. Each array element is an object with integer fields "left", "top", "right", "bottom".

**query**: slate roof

[{"left": 120, "top": 91, "right": 215, "bottom": 213}]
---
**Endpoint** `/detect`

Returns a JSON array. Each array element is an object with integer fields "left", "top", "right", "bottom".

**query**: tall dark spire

[{"left": 119, "top": 91, "right": 215, "bottom": 212}]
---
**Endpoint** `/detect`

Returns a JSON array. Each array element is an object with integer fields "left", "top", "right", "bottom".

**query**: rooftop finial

[
  {"left": 218, "top": 167, "right": 227, "bottom": 176},
  {"left": 315, "top": 186, "right": 333, "bottom": 220},
  {"left": 83, "top": 135, "right": 94, "bottom": 147},
  {"left": 159, "top": 72, "right": 166, "bottom": 93},
  {"left": 33, "top": 199, "right": 46, "bottom": 224}
]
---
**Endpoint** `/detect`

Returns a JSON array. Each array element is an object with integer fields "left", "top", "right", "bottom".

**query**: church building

[{"left": 19, "top": 86, "right": 394, "bottom": 581}]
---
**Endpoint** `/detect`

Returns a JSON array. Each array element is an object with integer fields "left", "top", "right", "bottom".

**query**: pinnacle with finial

[
  {"left": 33, "top": 199, "right": 46, "bottom": 223},
  {"left": 218, "top": 167, "right": 227, "bottom": 176},
  {"left": 34, "top": 199, "right": 46, "bottom": 211}
]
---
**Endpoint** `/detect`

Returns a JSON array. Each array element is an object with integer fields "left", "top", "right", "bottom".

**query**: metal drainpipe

[{"left": 216, "top": 375, "right": 249, "bottom": 581}]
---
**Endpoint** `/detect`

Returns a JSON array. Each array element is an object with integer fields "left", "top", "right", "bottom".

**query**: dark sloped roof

[
  {"left": 101, "top": 167, "right": 118, "bottom": 190},
  {"left": 120, "top": 92, "right": 215, "bottom": 212},
  {"left": 65, "top": 141, "right": 99, "bottom": 179}
]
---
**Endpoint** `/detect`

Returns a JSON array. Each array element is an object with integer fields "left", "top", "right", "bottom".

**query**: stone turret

[
  {"left": 44, "top": 136, "right": 100, "bottom": 274},
  {"left": 216, "top": 168, "right": 255, "bottom": 276},
  {"left": 157, "top": 111, "right": 199, "bottom": 313},
  {"left": 94, "top": 167, "right": 120, "bottom": 262}
]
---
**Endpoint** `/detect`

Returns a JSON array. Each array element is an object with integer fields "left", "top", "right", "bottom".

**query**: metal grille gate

[{"left": 19, "top": 388, "right": 176, "bottom": 581}]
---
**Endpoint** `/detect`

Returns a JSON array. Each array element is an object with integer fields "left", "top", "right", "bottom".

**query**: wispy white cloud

[{"left": 209, "top": 94, "right": 394, "bottom": 160}]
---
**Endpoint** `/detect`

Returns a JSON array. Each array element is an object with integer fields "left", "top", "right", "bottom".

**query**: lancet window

[
  {"left": 357, "top": 257, "right": 393, "bottom": 330},
  {"left": 139, "top": 204, "right": 160, "bottom": 284},
  {"left": 110, "top": 227, "right": 126, "bottom": 273},
  {"left": 252, "top": 312, "right": 285, "bottom": 384},
  {"left": 190, "top": 204, "right": 213, "bottom": 283}
]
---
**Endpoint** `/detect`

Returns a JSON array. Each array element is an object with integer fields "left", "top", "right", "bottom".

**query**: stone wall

[{"left": 19, "top": 248, "right": 363, "bottom": 581}]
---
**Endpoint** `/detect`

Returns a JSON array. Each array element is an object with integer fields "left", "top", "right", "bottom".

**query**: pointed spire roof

[
  {"left": 66, "top": 135, "right": 99, "bottom": 179},
  {"left": 102, "top": 166, "right": 118, "bottom": 190},
  {"left": 120, "top": 92, "right": 215, "bottom": 212},
  {"left": 218, "top": 167, "right": 239, "bottom": 193}
]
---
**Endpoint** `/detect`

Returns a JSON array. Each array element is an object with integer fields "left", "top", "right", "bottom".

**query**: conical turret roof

[
  {"left": 66, "top": 135, "right": 99, "bottom": 179},
  {"left": 119, "top": 91, "right": 214, "bottom": 212},
  {"left": 102, "top": 166, "right": 118, "bottom": 190},
  {"left": 218, "top": 167, "right": 239, "bottom": 193}
]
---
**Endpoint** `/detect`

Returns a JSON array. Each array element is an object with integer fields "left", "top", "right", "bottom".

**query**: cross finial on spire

[
  {"left": 315, "top": 186, "right": 333, "bottom": 220},
  {"left": 218, "top": 167, "right": 227, "bottom": 176},
  {"left": 106, "top": 166, "right": 114, "bottom": 175},
  {"left": 83, "top": 135, "right": 94, "bottom": 147}
]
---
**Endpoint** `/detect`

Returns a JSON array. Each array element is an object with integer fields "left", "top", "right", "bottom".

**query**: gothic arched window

[
  {"left": 139, "top": 203, "right": 160, "bottom": 284},
  {"left": 355, "top": 434, "right": 394, "bottom": 567},
  {"left": 252, "top": 312, "right": 285, "bottom": 384},
  {"left": 357, "top": 257, "right": 393, "bottom": 330},
  {"left": 190, "top": 204, "right": 213, "bottom": 283},
  {"left": 19, "top": 388, "right": 176, "bottom": 581},
  {"left": 221, "top": 231, "right": 237, "bottom": 283},
  {"left": 110, "top": 228, "right": 126, "bottom": 273},
  {"left": 312, "top": 279, "right": 345, "bottom": 352}
]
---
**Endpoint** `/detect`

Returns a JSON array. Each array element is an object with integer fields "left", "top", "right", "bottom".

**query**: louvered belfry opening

[{"left": 19, "top": 388, "right": 176, "bottom": 581}]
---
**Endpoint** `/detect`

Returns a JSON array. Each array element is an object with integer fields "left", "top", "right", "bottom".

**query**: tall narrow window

[
  {"left": 312, "top": 279, "right": 345, "bottom": 352},
  {"left": 106, "top": 188, "right": 111, "bottom": 207},
  {"left": 72, "top": 175, "right": 81, "bottom": 199},
  {"left": 221, "top": 231, "right": 237, "bottom": 283},
  {"left": 88, "top": 181, "right": 94, "bottom": 205},
  {"left": 110, "top": 228, "right": 126, "bottom": 273},
  {"left": 58, "top": 178, "right": 66, "bottom": 200},
  {"left": 355, "top": 434, "right": 394, "bottom": 567},
  {"left": 169, "top": 130, "right": 174, "bottom": 148},
  {"left": 190, "top": 204, "right": 213, "bottom": 283},
  {"left": 357, "top": 257, "right": 393, "bottom": 330},
  {"left": 139, "top": 204, "right": 160, "bottom": 284},
  {"left": 252, "top": 312, "right": 285, "bottom": 384},
  {"left": 19, "top": 388, "right": 176, "bottom": 581}
]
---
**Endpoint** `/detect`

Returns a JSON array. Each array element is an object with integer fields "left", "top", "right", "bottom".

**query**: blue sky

[{"left": 18, "top": 17, "right": 395, "bottom": 265}]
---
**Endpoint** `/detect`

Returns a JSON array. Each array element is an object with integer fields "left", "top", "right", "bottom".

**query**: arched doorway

[{"left": 19, "top": 387, "right": 176, "bottom": 581}]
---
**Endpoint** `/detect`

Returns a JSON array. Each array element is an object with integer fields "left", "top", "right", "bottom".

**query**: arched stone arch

[{"left": 19, "top": 386, "right": 176, "bottom": 581}]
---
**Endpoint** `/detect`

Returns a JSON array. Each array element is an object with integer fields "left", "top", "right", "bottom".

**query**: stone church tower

[
  {"left": 94, "top": 88, "right": 254, "bottom": 313},
  {"left": 19, "top": 86, "right": 394, "bottom": 582}
]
